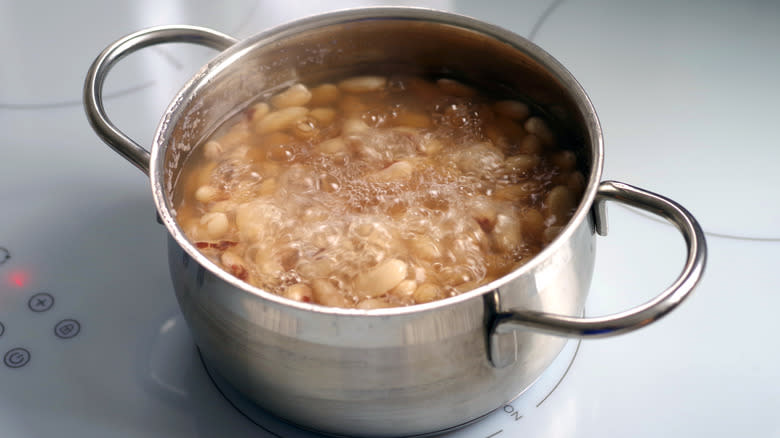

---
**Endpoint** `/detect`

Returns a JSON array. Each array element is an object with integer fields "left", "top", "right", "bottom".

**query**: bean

[
  {"left": 522, "top": 209, "right": 545, "bottom": 241},
  {"left": 342, "top": 118, "right": 370, "bottom": 135},
  {"left": 292, "top": 116, "right": 319, "bottom": 140},
  {"left": 318, "top": 137, "right": 347, "bottom": 154},
  {"left": 353, "top": 259, "right": 408, "bottom": 298},
  {"left": 249, "top": 102, "right": 270, "bottom": 123},
  {"left": 524, "top": 117, "right": 555, "bottom": 146},
  {"left": 270, "top": 84, "right": 312, "bottom": 109},
  {"left": 201, "top": 212, "right": 229, "bottom": 238},
  {"left": 409, "top": 134, "right": 438, "bottom": 155},
  {"left": 219, "top": 123, "right": 251, "bottom": 149},
  {"left": 254, "top": 106, "right": 309, "bottom": 135},
  {"left": 545, "top": 185, "right": 577, "bottom": 226},
  {"left": 357, "top": 298, "right": 392, "bottom": 309},
  {"left": 489, "top": 117, "right": 526, "bottom": 143},
  {"left": 408, "top": 235, "right": 442, "bottom": 261},
  {"left": 493, "top": 180, "right": 540, "bottom": 201},
  {"left": 494, "top": 100, "right": 530, "bottom": 120},
  {"left": 339, "top": 75, "right": 387, "bottom": 93},
  {"left": 283, "top": 283, "right": 313, "bottom": 303},
  {"left": 551, "top": 150, "right": 577, "bottom": 172},
  {"left": 505, "top": 154, "right": 540, "bottom": 174},
  {"left": 368, "top": 160, "right": 414, "bottom": 182},
  {"left": 436, "top": 78, "right": 476, "bottom": 97},
  {"left": 311, "top": 278, "right": 350, "bottom": 307},
  {"left": 221, "top": 251, "right": 248, "bottom": 280},
  {"left": 203, "top": 140, "right": 223, "bottom": 160},
  {"left": 309, "top": 83, "right": 341, "bottom": 106},
  {"left": 413, "top": 283, "right": 440, "bottom": 304},
  {"left": 471, "top": 199, "right": 498, "bottom": 233},
  {"left": 568, "top": 171, "right": 586, "bottom": 196},
  {"left": 256, "top": 253, "right": 283, "bottom": 276},
  {"left": 492, "top": 214, "right": 522, "bottom": 252},
  {"left": 195, "top": 185, "right": 219, "bottom": 203},
  {"left": 389, "top": 279, "right": 417, "bottom": 297},
  {"left": 310, "top": 107, "right": 337, "bottom": 125},
  {"left": 518, "top": 134, "right": 543, "bottom": 154}
]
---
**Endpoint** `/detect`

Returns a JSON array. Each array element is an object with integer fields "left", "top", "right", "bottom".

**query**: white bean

[
  {"left": 318, "top": 137, "right": 347, "bottom": 154},
  {"left": 408, "top": 235, "right": 441, "bottom": 261},
  {"left": 368, "top": 160, "right": 414, "bottom": 182},
  {"left": 309, "top": 83, "right": 340, "bottom": 106},
  {"left": 339, "top": 75, "right": 387, "bottom": 93},
  {"left": 505, "top": 154, "right": 540, "bottom": 174},
  {"left": 311, "top": 278, "right": 350, "bottom": 307},
  {"left": 546, "top": 185, "right": 577, "bottom": 226},
  {"left": 353, "top": 259, "right": 408, "bottom": 298},
  {"left": 270, "top": 84, "right": 312, "bottom": 109},
  {"left": 342, "top": 118, "right": 370, "bottom": 135},
  {"left": 389, "top": 279, "right": 418, "bottom": 297},
  {"left": 195, "top": 185, "right": 219, "bottom": 203},
  {"left": 494, "top": 100, "right": 530, "bottom": 120},
  {"left": 524, "top": 117, "right": 555, "bottom": 146},
  {"left": 357, "top": 298, "right": 392, "bottom": 309},
  {"left": 518, "top": 134, "right": 543, "bottom": 154},
  {"left": 283, "top": 283, "right": 313, "bottom": 303},
  {"left": 413, "top": 283, "right": 440, "bottom": 304},
  {"left": 491, "top": 213, "right": 522, "bottom": 252},
  {"left": 203, "top": 140, "right": 223, "bottom": 160},
  {"left": 551, "top": 150, "right": 577, "bottom": 172},
  {"left": 310, "top": 107, "right": 336, "bottom": 125},
  {"left": 254, "top": 106, "right": 309, "bottom": 134},
  {"left": 201, "top": 212, "right": 229, "bottom": 238},
  {"left": 436, "top": 78, "right": 476, "bottom": 97}
]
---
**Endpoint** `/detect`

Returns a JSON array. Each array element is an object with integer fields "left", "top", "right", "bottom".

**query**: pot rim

[{"left": 149, "top": 6, "right": 604, "bottom": 317}]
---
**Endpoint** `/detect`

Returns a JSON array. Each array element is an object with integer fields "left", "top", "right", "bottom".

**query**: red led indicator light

[{"left": 8, "top": 270, "right": 29, "bottom": 288}]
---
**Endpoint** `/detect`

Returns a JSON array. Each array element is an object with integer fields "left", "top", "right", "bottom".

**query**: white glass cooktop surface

[{"left": 1, "top": 1, "right": 779, "bottom": 437}]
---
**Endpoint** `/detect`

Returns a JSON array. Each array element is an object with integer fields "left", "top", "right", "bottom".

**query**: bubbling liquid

[{"left": 174, "top": 75, "right": 585, "bottom": 308}]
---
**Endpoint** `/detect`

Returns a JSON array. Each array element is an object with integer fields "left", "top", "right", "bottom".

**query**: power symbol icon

[{"left": 4, "top": 348, "right": 30, "bottom": 368}]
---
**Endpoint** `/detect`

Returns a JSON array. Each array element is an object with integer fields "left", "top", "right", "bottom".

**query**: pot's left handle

[{"left": 84, "top": 25, "right": 238, "bottom": 175}]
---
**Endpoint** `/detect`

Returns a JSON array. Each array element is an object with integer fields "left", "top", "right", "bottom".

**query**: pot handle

[
  {"left": 84, "top": 25, "right": 238, "bottom": 175},
  {"left": 491, "top": 180, "right": 707, "bottom": 340}
]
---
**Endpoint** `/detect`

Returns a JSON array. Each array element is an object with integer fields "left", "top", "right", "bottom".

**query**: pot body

[
  {"left": 152, "top": 8, "right": 603, "bottom": 437},
  {"left": 168, "top": 216, "right": 593, "bottom": 436}
]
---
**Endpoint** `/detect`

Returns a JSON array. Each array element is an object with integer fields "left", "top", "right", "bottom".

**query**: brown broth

[{"left": 174, "top": 74, "right": 584, "bottom": 309}]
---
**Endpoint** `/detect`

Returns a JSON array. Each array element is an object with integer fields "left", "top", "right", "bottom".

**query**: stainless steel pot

[{"left": 84, "top": 8, "right": 706, "bottom": 437}]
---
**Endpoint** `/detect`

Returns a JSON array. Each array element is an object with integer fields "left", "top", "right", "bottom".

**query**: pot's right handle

[
  {"left": 84, "top": 25, "right": 238, "bottom": 175},
  {"left": 491, "top": 180, "right": 707, "bottom": 343}
]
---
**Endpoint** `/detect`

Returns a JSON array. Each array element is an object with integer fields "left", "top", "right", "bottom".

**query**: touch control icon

[
  {"left": 54, "top": 319, "right": 81, "bottom": 339},
  {"left": 0, "top": 321, "right": 4, "bottom": 338},
  {"left": 4, "top": 348, "right": 30, "bottom": 369},
  {"left": 28, "top": 292, "right": 54, "bottom": 312},
  {"left": 0, "top": 247, "right": 9, "bottom": 265}
]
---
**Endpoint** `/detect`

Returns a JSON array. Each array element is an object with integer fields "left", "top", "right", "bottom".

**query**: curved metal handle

[
  {"left": 83, "top": 25, "right": 238, "bottom": 175},
  {"left": 493, "top": 180, "right": 707, "bottom": 338}
]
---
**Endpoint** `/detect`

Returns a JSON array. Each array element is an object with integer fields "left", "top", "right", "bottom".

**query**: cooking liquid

[{"left": 173, "top": 75, "right": 584, "bottom": 308}]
